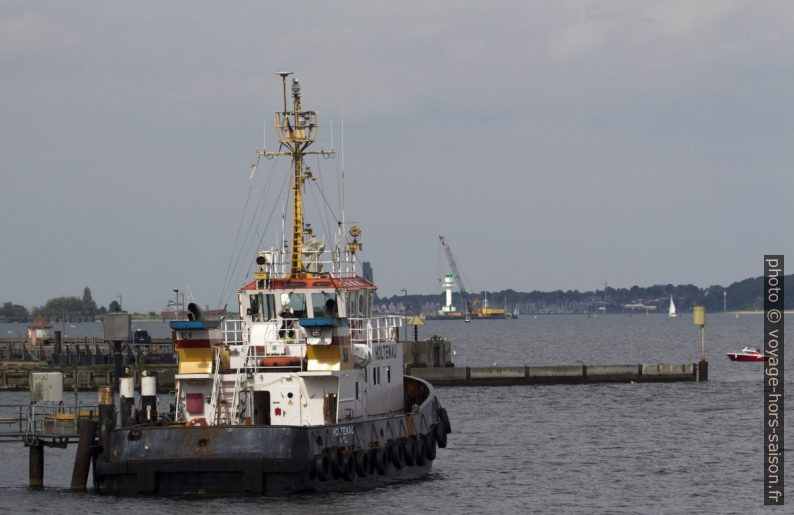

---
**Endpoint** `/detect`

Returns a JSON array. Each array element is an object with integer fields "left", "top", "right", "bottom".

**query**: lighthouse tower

[{"left": 440, "top": 274, "right": 457, "bottom": 315}]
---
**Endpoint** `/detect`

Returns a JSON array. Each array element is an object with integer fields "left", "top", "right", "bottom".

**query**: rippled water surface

[{"left": 0, "top": 314, "right": 788, "bottom": 513}]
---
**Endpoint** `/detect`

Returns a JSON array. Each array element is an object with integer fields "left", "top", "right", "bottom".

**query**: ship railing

[
  {"left": 263, "top": 248, "right": 360, "bottom": 279},
  {"left": 241, "top": 342, "right": 307, "bottom": 373},
  {"left": 229, "top": 337, "right": 250, "bottom": 425},
  {"left": 274, "top": 318, "right": 307, "bottom": 343},
  {"left": 208, "top": 346, "right": 223, "bottom": 425},
  {"left": 349, "top": 316, "right": 402, "bottom": 344},
  {"left": 222, "top": 319, "right": 308, "bottom": 346}
]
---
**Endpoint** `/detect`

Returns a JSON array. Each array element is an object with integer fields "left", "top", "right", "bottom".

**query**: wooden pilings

[
  {"left": 28, "top": 441, "right": 44, "bottom": 488},
  {"left": 697, "top": 360, "right": 709, "bottom": 382},
  {"left": 70, "top": 420, "right": 98, "bottom": 490},
  {"left": 98, "top": 386, "right": 115, "bottom": 462}
]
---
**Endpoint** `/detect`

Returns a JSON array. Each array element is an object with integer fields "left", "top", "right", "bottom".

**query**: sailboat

[{"left": 668, "top": 295, "right": 677, "bottom": 318}]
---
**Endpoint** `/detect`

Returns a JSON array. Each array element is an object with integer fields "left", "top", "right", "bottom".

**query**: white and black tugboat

[{"left": 94, "top": 73, "right": 451, "bottom": 495}]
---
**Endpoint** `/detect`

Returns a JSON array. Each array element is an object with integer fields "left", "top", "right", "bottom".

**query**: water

[{"left": 0, "top": 313, "right": 787, "bottom": 513}]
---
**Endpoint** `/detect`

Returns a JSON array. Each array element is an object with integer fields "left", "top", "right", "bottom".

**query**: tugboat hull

[{"left": 94, "top": 379, "right": 450, "bottom": 496}]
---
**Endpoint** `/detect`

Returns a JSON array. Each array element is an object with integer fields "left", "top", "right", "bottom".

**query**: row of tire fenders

[{"left": 311, "top": 408, "right": 452, "bottom": 482}]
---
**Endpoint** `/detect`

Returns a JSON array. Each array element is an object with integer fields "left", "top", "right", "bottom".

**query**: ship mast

[{"left": 258, "top": 72, "right": 334, "bottom": 278}]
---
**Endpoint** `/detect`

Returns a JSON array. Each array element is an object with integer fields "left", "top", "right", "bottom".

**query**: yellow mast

[{"left": 258, "top": 73, "right": 334, "bottom": 278}]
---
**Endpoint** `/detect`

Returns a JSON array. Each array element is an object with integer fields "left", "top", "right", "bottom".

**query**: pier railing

[{"left": 0, "top": 402, "right": 98, "bottom": 443}]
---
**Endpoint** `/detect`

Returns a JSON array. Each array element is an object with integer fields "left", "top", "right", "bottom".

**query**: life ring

[
  {"left": 435, "top": 423, "right": 448, "bottom": 448},
  {"left": 402, "top": 438, "right": 416, "bottom": 466},
  {"left": 423, "top": 432, "right": 437, "bottom": 461},
  {"left": 371, "top": 447, "right": 386, "bottom": 475},
  {"left": 187, "top": 417, "right": 208, "bottom": 427},
  {"left": 354, "top": 450, "right": 370, "bottom": 477},
  {"left": 313, "top": 453, "right": 329, "bottom": 482},
  {"left": 389, "top": 442, "right": 404, "bottom": 470}
]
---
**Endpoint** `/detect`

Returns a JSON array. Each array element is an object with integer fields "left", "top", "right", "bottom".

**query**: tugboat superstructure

[{"left": 94, "top": 74, "right": 451, "bottom": 495}]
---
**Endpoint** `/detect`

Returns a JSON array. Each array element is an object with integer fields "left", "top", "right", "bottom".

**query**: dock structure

[
  {"left": 408, "top": 362, "right": 707, "bottom": 386},
  {"left": 2, "top": 337, "right": 708, "bottom": 391},
  {"left": 0, "top": 335, "right": 708, "bottom": 491},
  {"left": 0, "top": 399, "right": 98, "bottom": 488},
  {"left": 0, "top": 363, "right": 177, "bottom": 392},
  {"left": 401, "top": 338, "right": 708, "bottom": 385}
]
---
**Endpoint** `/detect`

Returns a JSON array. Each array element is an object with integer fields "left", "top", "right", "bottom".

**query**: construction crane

[{"left": 439, "top": 235, "right": 470, "bottom": 317}]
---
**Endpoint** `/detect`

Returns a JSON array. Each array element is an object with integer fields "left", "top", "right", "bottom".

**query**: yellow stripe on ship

[{"left": 178, "top": 348, "right": 214, "bottom": 374}]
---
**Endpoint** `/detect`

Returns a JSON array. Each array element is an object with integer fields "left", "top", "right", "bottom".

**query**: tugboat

[{"left": 93, "top": 73, "right": 451, "bottom": 495}]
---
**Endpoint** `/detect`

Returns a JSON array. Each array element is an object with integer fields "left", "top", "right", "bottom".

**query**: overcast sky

[{"left": 1, "top": 1, "right": 792, "bottom": 312}]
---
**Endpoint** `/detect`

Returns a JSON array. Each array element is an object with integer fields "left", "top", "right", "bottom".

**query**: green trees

[
  {"left": 18, "top": 286, "right": 103, "bottom": 322},
  {"left": 82, "top": 287, "right": 98, "bottom": 314},
  {"left": 0, "top": 302, "right": 29, "bottom": 322}
]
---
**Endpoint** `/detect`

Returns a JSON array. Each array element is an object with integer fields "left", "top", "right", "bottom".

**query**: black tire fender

[
  {"left": 389, "top": 442, "right": 404, "bottom": 469},
  {"left": 414, "top": 436, "right": 426, "bottom": 466},
  {"left": 341, "top": 452, "right": 355, "bottom": 481},
  {"left": 313, "top": 453, "right": 329, "bottom": 481},
  {"left": 327, "top": 447, "right": 342, "bottom": 478},
  {"left": 354, "top": 450, "right": 369, "bottom": 477},
  {"left": 424, "top": 432, "right": 437, "bottom": 460},
  {"left": 440, "top": 407, "right": 452, "bottom": 434},
  {"left": 403, "top": 438, "right": 416, "bottom": 466},
  {"left": 372, "top": 447, "right": 387, "bottom": 475},
  {"left": 435, "top": 423, "right": 448, "bottom": 448}
]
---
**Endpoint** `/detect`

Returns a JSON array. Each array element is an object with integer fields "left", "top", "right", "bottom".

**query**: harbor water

[{"left": 0, "top": 313, "right": 788, "bottom": 513}]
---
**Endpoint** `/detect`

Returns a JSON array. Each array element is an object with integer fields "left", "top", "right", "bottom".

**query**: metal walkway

[{"left": 0, "top": 402, "right": 98, "bottom": 445}]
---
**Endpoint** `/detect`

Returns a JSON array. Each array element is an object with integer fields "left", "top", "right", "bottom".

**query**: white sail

[{"left": 668, "top": 295, "right": 677, "bottom": 318}]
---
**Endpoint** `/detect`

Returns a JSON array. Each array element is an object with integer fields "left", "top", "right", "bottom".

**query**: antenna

[
  {"left": 277, "top": 71, "right": 292, "bottom": 113},
  {"left": 340, "top": 103, "right": 346, "bottom": 234}
]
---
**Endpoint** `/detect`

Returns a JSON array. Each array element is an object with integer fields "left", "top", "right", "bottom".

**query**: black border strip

[{"left": 764, "top": 255, "right": 784, "bottom": 505}]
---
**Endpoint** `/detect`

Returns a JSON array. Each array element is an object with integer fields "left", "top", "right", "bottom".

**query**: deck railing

[
  {"left": 218, "top": 315, "right": 401, "bottom": 376},
  {"left": 261, "top": 248, "right": 360, "bottom": 279},
  {"left": 349, "top": 316, "right": 402, "bottom": 344}
]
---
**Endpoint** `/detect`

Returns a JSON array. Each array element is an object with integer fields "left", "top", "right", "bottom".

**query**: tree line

[
  {"left": 0, "top": 287, "right": 122, "bottom": 322},
  {"left": 377, "top": 274, "right": 794, "bottom": 315}
]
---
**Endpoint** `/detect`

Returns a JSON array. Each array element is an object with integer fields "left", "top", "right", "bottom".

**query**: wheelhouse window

[
  {"left": 357, "top": 291, "right": 366, "bottom": 316},
  {"left": 280, "top": 292, "right": 307, "bottom": 319},
  {"left": 312, "top": 291, "right": 337, "bottom": 318},
  {"left": 349, "top": 290, "right": 359, "bottom": 317},
  {"left": 365, "top": 290, "right": 373, "bottom": 317},
  {"left": 248, "top": 293, "right": 275, "bottom": 322}
]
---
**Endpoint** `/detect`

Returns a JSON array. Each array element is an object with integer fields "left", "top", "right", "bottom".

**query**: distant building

[{"left": 362, "top": 261, "right": 374, "bottom": 283}]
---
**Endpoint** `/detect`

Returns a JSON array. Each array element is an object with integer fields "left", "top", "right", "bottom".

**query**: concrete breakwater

[
  {"left": 408, "top": 362, "right": 705, "bottom": 386},
  {"left": 400, "top": 338, "right": 707, "bottom": 385},
  {"left": 0, "top": 337, "right": 706, "bottom": 391},
  {"left": 0, "top": 361, "right": 705, "bottom": 392}
]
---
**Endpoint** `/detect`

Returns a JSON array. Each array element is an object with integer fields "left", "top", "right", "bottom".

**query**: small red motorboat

[{"left": 726, "top": 347, "right": 768, "bottom": 362}]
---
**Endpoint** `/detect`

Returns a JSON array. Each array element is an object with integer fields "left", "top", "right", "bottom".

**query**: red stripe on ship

[
  {"left": 331, "top": 336, "right": 351, "bottom": 346},
  {"left": 174, "top": 339, "right": 218, "bottom": 349},
  {"left": 241, "top": 276, "right": 377, "bottom": 291}
]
